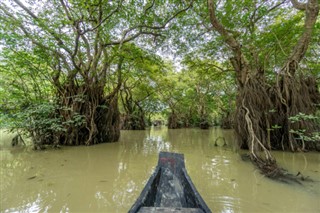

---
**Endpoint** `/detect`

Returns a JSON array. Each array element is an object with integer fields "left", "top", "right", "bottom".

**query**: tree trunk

[
  {"left": 168, "top": 112, "right": 180, "bottom": 129},
  {"left": 270, "top": 75, "right": 320, "bottom": 151},
  {"left": 208, "top": 0, "right": 319, "bottom": 177},
  {"left": 199, "top": 116, "right": 210, "bottom": 129},
  {"left": 56, "top": 82, "right": 120, "bottom": 145},
  {"left": 120, "top": 86, "right": 146, "bottom": 130},
  {"left": 220, "top": 112, "right": 233, "bottom": 129},
  {"left": 121, "top": 113, "right": 146, "bottom": 130}
]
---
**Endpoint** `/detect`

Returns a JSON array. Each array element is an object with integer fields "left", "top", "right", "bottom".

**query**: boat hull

[{"left": 128, "top": 152, "right": 211, "bottom": 213}]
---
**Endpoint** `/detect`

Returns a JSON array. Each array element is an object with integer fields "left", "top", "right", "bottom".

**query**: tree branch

[
  {"left": 253, "top": 0, "right": 286, "bottom": 24},
  {"left": 60, "top": 0, "right": 92, "bottom": 67},
  {"left": 207, "top": 0, "right": 241, "bottom": 52},
  {"left": 285, "top": 0, "right": 319, "bottom": 73},
  {"left": 12, "top": 0, "right": 73, "bottom": 56},
  {"left": 140, "top": 0, "right": 194, "bottom": 30},
  {"left": 207, "top": 0, "right": 250, "bottom": 86},
  {"left": 82, "top": 0, "right": 123, "bottom": 34},
  {"left": 104, "top": 31, "right": 162, "bottom": 47},
  {"left": 290, "top": 0, "right": 307, "bottom": 10},
  {"left": 0, "top": 7, "right": 72, "bottom": 72},
  {"left": 144, "top": 0, "right": 156, "bottom": 15},
  {"left": 104, "top": 0, "right": 194, "bottom": 47}
]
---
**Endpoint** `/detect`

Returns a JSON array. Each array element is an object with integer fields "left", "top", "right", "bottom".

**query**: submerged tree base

[
  {"left": 120, "top": 114, "right": 146, "bottom": 130},
  {"left": 57, "top": 84, "right": 120, "bottom": 146},
  {"left": 234, "top": 73, "right": 319, "bottom": 182},
  {"left": 241, "top": 154, "right": 313, "bottom": 185},
  {"left": 26, "top": 82, "right": 121, "bottom": 147}
]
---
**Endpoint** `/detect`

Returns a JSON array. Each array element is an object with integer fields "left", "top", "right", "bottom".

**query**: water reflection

[{"left": 1, "top": 127, "right": 319, "bottom": 212}]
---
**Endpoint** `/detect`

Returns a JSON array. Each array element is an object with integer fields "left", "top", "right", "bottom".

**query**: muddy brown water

[{"left": 0, "top": 127, "right": 319, "bottom": 212}]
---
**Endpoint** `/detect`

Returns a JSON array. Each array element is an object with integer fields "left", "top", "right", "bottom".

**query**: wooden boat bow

[{"left": 128, "top": 152, "right": 212, "bottom": 213}]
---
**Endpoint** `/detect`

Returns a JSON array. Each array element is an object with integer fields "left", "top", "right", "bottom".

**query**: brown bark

[
  {"left": 207, "top": 0, "right": 319, "bottom": 176},
  {"left": 208, "top": 0, "right": 249, "bottom": 87},
  {"left": 277, "top": 0, "right": 319, "bottom": 151},
  {"left": 168, "top": 111, "right": 181, "bottom": 129},
  {"left": 119, "top": 82, "right": 147, "bottom": 130},
  {"left": 286, "top": 0, "right": 319, "bottom": 75}
]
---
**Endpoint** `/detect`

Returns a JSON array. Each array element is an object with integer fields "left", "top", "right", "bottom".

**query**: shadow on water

[{"left": 1, "top": 127, "right": 319, "bottom": 212}]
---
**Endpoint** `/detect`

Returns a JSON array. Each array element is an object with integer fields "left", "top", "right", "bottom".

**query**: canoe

[{"left": 128, "top": 152, "right": 212, "bottom": 213}]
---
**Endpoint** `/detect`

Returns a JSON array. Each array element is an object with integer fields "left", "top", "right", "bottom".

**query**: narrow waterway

[{"left": 0, "top": 127, "right": 319, "bottom": 212}]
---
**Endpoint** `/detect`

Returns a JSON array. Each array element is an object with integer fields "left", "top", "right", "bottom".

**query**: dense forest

[{"left": 0, "top": 0, "right": 319, "bottom": 176}]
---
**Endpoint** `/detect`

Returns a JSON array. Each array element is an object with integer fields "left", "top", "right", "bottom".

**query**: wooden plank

[{"left": 138, "top": 207, "right": 205, "bottom": 213}]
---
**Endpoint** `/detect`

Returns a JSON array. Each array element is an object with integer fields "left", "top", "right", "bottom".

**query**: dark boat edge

[
  {"left": 128, "top": 152, "right": 212, "bottom": 213},
  {"left": 181, "top": 167, "right": 211, "bottom": 213}
]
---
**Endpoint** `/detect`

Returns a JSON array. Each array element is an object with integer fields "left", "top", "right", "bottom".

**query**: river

[{"left": 0, "top": 127, "right": 319, "bottom": 212}]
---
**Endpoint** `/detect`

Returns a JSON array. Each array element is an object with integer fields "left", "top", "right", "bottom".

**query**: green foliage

[
  {"left": 147, "top": 55, "right": 236, "bottom": 127},
  {"left": 289, "top": 112, "right": 319, "bottom": 123},
  {"left": 118, "top": 43, "right": 165, "bottom": 126},
  {"left": 181, "top": 55, "right": 236, "bottom": 125},
  {"left": 0, "top": 48, "right": 56, "bottom": 139},
  {"left": 0, "top": 0, "right": 318, "bottom": 147},
  {"left": 0, "top": 46, "right": 86, "bottom": 145},
  {"left": 1, "top": 100, "right": 87, "bottom": 145},
  {"left": 0, "top": 0, "right": 195, "bottom": 143},
  {"left": 270, "top": 124, "right": 282, "bottom": 130},
  {"left": 289, "top": 112, "right": 320, "bottom": 142}
]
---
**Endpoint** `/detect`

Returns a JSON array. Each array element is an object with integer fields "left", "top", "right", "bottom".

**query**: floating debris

[{"left": 27, "top": 176, "right": 36, "bottom": 180}]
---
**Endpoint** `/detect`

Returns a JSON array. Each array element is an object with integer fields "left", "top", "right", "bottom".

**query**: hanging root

[
  {"left": 11, "top": 133, "right": 26, "bottom": 147},
  {"left": 242, "top": 99, "right": 274, "bottom": 162},
  {"left": 241, "top": 97, "right": 297, "bottom": 182},
  {"left": 235, "top": 74, "right": 318, "bottom": 183}
]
